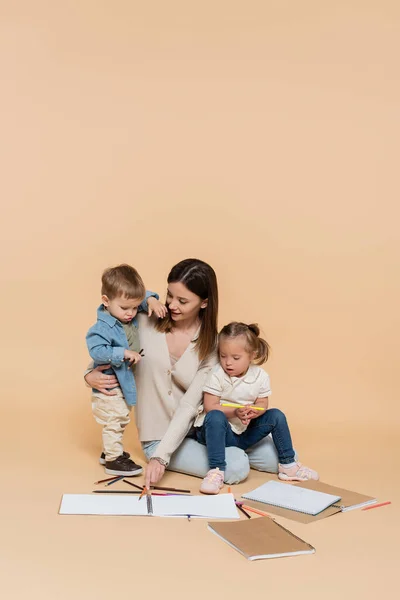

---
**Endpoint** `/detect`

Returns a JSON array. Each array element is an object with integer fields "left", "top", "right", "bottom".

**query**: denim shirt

[{"left": 86, "top": 291, "right": 158, "bottom": 406}]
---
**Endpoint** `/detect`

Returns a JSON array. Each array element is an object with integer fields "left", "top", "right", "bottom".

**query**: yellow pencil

[{"left": 221, "top": 402, "right": 265, "bottom": 411}]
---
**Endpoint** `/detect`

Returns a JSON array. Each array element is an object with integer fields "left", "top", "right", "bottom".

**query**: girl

[{"left": 194, "top": 322, "right": 319, "bottom": 494}]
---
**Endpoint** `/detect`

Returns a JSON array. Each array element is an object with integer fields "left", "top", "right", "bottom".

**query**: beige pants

[{"left": 92, "top": 387, "right": 131, "bottom": 461}]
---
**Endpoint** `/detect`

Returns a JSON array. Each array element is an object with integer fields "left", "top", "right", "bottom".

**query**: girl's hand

[
  {"left": 84, "top": 365, "right": 118, "bottom": 395},
  {"left": 235, "top": 406, "right": 251, "bottom": 425},
  {"left": 145, "top": 459, "right": 166, "bottom": 488},
  {"left": 124, "top": 349, "right": 142, "bottom": 364},
  {"left": 246, "top": 407, "right": 266, "bottom": 420},
  {"left": 147, "top": 297, "right": 168, "bottom": 319}
]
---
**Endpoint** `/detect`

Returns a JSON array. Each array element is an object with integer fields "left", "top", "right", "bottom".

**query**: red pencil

[{"left": 362, "top": 501, "right": 391, "bottom": 511}]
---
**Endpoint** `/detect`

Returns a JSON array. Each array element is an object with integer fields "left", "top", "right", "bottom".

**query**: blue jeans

[{"left": 195, "top": 408, "right": 295, "bottom": 471}]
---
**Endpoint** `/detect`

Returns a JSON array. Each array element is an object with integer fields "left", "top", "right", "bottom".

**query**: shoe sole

[
  {"left": 200, "top": 486, "right": 224, "bottom": 495},
  {"left": 105, "top": 466, "right": 143, "bottom": 476},
  {"left": 278, "top": 474, "right": 319, "bottom": 482}
]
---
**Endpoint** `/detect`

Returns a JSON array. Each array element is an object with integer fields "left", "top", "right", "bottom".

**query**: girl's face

[
  {"left": 166, "top": 281, "right": 208, "bottom": 324},
  {"left": 219, "top": 335, "right": 254, "bottom": 378}
]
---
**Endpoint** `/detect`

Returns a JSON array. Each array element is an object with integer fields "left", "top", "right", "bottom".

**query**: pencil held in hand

[{"left": 221, "top": 402, "right": 265, "bottom": 411}]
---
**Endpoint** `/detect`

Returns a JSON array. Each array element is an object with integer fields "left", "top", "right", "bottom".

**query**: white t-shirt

[{"left": 194, "top": 364, "right": 272, "bottom": 434}]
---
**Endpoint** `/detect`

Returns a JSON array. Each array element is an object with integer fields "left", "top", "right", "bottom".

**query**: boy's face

[{"left": 102, "top": 295, "right": 143, "bottom": 323}]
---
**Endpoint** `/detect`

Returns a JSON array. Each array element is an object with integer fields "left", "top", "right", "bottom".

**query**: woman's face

[{"left": 166, "top": 281, "right": 207, "bottom": 324}]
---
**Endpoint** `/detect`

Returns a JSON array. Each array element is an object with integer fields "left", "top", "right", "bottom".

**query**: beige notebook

[{"left": 208, "top": 517, "right": 315, "bottom": 561}]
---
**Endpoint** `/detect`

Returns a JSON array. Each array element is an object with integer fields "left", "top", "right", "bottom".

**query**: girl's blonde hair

[{"left": 218, "top": 322, "right": 270, "bottom": 365}]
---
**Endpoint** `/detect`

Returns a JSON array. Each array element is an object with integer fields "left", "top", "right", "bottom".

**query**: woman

[{"left": 85, "top": 258, "right": 281, "bottom": 486}]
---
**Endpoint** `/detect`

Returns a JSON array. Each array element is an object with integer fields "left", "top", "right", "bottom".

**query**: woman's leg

[
  {"left": 246, "top": 435, "right": 280, "bottom": 473},
  {"left": 142, "top": 438, "right": 250, "bottom": 484}
]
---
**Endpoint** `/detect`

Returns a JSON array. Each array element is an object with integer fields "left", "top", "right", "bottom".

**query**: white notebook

[
  {"left": 59, "top": 493, "right": 240, "bottom": 520},
  {"left": 242, "top": 481, "right": 341, "bottom": 516}
]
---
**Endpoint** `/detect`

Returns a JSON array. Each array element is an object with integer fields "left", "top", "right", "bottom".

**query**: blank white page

[
  {"left": 59, "top": 494, "right": 148, "bottom": 516},
  {"left": 152, "top": 493, "right": 240, "bottom": 519},
  {"left": 59, "top": 493, "right": 240, "bottom": 519}
]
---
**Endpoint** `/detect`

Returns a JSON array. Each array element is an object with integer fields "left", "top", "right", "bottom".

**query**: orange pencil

[
  {"left": 139, "top": 486, "right": 148, "bottom": 500},
  {"left": 239, "top": 503, "right": 272, "bottom": 518},
  {"left": 362, "top": 501, "right": 391, "bottom": 511}
]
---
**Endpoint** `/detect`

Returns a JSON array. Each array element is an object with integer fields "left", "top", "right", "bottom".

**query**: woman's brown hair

[
  {"left": 219, "top": 322, "right": 270, "bottom": 365},
  {"left": 156, "top": 258, "right": 218, "bottom": 361}
]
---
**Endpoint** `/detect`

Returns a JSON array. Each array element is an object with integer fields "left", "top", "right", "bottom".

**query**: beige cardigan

[{"left": 87, "top": 313, "right": 217, "bottom": 464}]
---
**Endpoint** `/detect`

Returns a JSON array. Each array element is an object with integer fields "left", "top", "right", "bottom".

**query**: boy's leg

[
  {"left": 92, "top": 390, "right": 142, "bottom": 475},
  {"left": 237, "top": 408, "right": 295, "bottom": 464},
  {"left": 92, "top": 389, "right": 130, "bottom": 460},
  {"left": 195, "top": 410, "right": 239, "bottom": 471}
]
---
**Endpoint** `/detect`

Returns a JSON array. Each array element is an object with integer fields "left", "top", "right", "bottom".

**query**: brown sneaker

[
  {"left": 99, "top": 451, "right": 130, "bottom": 465},
  {"left": 105, "top": 455, "right": 143, "bottom": 476}
]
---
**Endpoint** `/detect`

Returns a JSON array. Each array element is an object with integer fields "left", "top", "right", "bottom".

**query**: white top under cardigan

[{"left": 87, "top": 313, "right": 218, "bottom": 465}]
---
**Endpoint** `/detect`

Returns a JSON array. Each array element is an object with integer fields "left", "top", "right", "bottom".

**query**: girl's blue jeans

[{"left": 195, "top": 408, "right": 295, "bottom": 470}]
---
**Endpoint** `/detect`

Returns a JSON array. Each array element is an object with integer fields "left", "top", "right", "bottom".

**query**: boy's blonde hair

[{"left": 101, "top": 264, "right": 145, "bottom": 300}]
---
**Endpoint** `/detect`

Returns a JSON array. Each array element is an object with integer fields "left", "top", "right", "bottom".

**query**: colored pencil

[
  {"left": 362, "top": 501, "right": 391, "bottom": 511},
  {"left": 221, "top": 402, "right": 265, "bottom": 411},
  {"left": 236, "top": 503, "right": 251, "bottom": 519},
  {"left": 150, "top": 485, "right": 191, "bottom": 493},
  {"left": 105, "top": 476, "right": 125, "bottom": 486},
  {"left": 239, "top": 503, "right": 272, "bottom": 518},
  {"left": 140, "top": 486, "right": 153, "bottom": 500},
  {"left": 123, "top": 479, "right": 144, "bottom": 491},
  {"left": 93, "top": 490, "right": 141, "bottom": 494},
  {"left": 94, "top": 475, "right": 121, "bottom": 485}
]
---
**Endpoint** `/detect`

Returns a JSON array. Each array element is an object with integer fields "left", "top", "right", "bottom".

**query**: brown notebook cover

[
  {"left": 208, "top": 516, "right": 315, "bottom": 561},
  {"left": 294, "top": 480, "right": 377, "bottom": 511}
]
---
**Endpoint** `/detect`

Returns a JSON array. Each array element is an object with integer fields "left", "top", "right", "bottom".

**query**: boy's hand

[
  {"left": 147, "top": 297, "right": 168, "bottom": 319},
  {"left": 124, "top": 350, "right": 142, "bottom": 365}
]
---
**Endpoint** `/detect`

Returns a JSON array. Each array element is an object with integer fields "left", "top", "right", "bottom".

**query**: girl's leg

[
  {"left": 240, "top": 409, "right": 319, "bottom": 481},
  {"left": 238, "top": 408, "right": 295, "bottom": 464},
  {"left": 196, "top": 410, "right": 239, "bottom": 471}
]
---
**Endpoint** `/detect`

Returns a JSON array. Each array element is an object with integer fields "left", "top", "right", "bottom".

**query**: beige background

[{"left": 1, "top": 1, "right": 399, "bottom": 599}]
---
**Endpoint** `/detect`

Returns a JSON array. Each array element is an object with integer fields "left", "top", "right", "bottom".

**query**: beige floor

[{"left": 3, "top": 400, "right": 399, "bottom": 600}]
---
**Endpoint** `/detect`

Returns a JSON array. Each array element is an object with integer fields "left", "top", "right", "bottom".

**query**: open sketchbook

[
  {"left": 242, "top": 480, "right": 341, "bottom": 516},
  {"left": 208, "top": 517, "right": 315, "bottom": 561},
  {"left": 59, "top": 493, "right": 240, "bottom": 519}
]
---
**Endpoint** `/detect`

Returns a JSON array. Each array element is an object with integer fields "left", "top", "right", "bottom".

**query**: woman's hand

[
  {"left": 84, "top": 365, "right": 118, "bottom": 395},
  {"left": 147, "top": 297, "right": 168, "bottom": 319},
  {"left": 145, "top": 458, "right": 166, "bottom": 488}
]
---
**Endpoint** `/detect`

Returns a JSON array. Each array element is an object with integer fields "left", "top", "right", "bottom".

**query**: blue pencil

[{"left": 105, "top": 476, "right": 125, "bottom": 486}]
